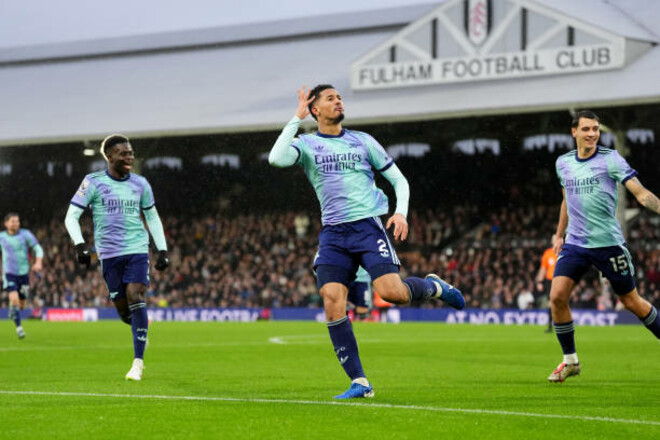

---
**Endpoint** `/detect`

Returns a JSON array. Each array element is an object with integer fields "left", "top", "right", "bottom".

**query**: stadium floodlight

[{"left": 83, "top": 148, "right": 96, "bottom": 156}]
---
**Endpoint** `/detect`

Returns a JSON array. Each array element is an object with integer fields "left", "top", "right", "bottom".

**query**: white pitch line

[{"left": 0, "top": 390, "right": 658, "bottom": 427}]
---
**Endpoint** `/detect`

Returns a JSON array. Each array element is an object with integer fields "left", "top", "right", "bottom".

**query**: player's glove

[
  {"left": 155, "top": 250, "right": 170, "bottom": 271},
  {"left": 75, "top": 243, "right": 91, "bottom": 269}
]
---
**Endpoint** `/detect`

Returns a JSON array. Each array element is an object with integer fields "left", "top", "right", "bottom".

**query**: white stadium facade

[{"left": 0, "top": 0, "right": 659, "bottom": 147}]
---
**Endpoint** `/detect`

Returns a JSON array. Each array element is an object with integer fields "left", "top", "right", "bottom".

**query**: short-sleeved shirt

[
  {"left": 555, "top": 147, "right": 637, "bottom": 248},
  {"left": 70, "top": 170, "right": 155, "bottom": 260},
  {"left": 292, "top": 129, "right": 393, "bottom": 225},
  {"left": 0, "top": 229, "right": 40, "bottom": 276}
]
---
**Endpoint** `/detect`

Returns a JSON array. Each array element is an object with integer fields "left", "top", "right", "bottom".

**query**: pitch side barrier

[{"left": 0, "top": 308, "right": 641, "bottom": 325}]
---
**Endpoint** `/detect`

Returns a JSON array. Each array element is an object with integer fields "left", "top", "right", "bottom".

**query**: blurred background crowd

[{"left": 2, "top": 136, "right": 660, "bottom": 312}]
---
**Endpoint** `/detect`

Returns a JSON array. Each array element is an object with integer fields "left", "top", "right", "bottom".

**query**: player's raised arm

[
  {"left": 625, "top": 177, "right": 660, "bottom": 215},
  {"left": 269, "top": 86, "right": 314, "bottom": 167}
]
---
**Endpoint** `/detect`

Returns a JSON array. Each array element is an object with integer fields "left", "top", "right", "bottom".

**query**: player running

[
  {"left": 269, "top": 85, "right": 464, "bottom": 399},
  {"left": 548, "top": 110, "right": 660, "bottom": 383},
  {"left": 0, "top": 213, "right": 43, "bottom": 339},
  {"left": 64, "top": 134, "right": 170, "bottom": 381}
]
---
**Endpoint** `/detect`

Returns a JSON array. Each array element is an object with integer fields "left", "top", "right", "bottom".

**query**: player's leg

[
  {"left": 8, "top": 290, "right": 24, "bottom": 338},
  {"left": 363, "top": 218, "right": 464, "bottom": 309},
  {"left": 347, "top": 281, "right": 371, "bottom": 321},
  {"left": 544, "top": 280, "right": 553, "bottom": 333},
  {"left": 547, "top": 244, "right": 588, "bottom": 382},
  {"left": 547, "top": 276, "right": 581, "bottom": 382},
  {"left": 113, "top": 296, "right": 132, "bottom": 325},
  {"left": 598, "top": 245, "right": 660, "bottom": 340},
  {"left": 317, "top": 266, "right": 373, "bottom": 399},
  {"left": 103, "top": 257, "right": 132, "bottom": 325},
  {"left": 618, "top": 289, "right": 660, "bottom": 339},
  {"left": 123, "top": 254, "right": 150, "bottom": 381}
]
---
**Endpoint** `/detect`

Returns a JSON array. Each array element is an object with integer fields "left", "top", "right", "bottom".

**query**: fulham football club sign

[{"left": 350, "top": 0, "right": 631, "bottom": 90}]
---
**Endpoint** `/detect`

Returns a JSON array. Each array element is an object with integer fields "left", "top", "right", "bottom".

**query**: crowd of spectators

[{"left": 3, "top": 203, "right": 659, "bottom": 311}]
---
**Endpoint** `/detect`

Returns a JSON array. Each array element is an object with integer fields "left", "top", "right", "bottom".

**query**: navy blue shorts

[
  {"left": 348, "top": 281, "right": 371, "bottom": 308},
  {"left": 314, "top": 217, "right": 400, "bottom": 287},
  {"left": 553, "top": 243, "right": 635, "bottom": 295},
  {"left": 3, "top": 274, "right": 30, "bottom": 299},
  {"left": 100, "top": 254, "right": 150, "bottom": 302}
]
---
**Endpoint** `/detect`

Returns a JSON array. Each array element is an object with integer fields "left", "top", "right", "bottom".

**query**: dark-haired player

[
  {"left": 65, "top": 134, "right": 170, "bottom": 381},
  {"left": 0, "top": 213, "right": 43, "bottom": 339},
  {"left": 549, "top": 110, "right": 660, "bottom": 382},
  {"left": 269, "top": 85, "right": 464, "bottom": 399}
]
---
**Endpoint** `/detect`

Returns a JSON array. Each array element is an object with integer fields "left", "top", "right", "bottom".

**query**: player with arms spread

[
  {"left": 64, "top": 134, "right": 170, "bottom": 381},
  {"left": 549, "top": 110, "right": 660, "bottom": 382},
  {"left": 269, "top": 85, "right": 464, "bottom": 399},
  {"left": 0, "top": 213, "right": 43, "bottom": 339}
]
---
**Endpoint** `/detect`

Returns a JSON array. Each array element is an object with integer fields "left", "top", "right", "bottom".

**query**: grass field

[{"left": 0, "top": 320, "right": 658, "bottom": 439}]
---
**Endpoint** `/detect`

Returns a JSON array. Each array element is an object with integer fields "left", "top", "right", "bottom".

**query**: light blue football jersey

[
  {"left": 555, "top": 147, "right": 637, "bottom": 248},
  {"left": 292, "top": 129, "right": 393, "bottom": 225},
  {"left": 0, "top": 229, "right": 42, "bottom": 275},
  {"left": 70, "top": 170, "right": 156, "bottom": 260}
]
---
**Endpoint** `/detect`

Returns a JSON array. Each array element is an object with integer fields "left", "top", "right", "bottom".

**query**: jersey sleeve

[
  {"left": 607, "top": 150, "right": 638, "bottom": 183},
  {"left": 141, "top": 178, "right": 156, "bottom": 209},
  {"left": 291, "top": 137, "right": 306, "bottom": 167},
  {"left": 555, "top": 158, "right": 566, "bottom": 188},
  {"left": 364, "top": 133, "right": 393, "bottom": 172},
  {"left": 24, "top": 230, "right": 39, "bottom": 248},
  {"left": 70, "top": 176, "right": 97, "bottom": 208},
  {"left": 24, "top": 230, "right": 44, "bottom": 258}
]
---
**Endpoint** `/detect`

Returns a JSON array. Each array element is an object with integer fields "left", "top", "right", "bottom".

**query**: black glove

[
  {"left": 75, "top": 243, "right": 91, "bottom": 269},
  {"left": 155, "top": 250, "right": 170, "bottom": 271}
]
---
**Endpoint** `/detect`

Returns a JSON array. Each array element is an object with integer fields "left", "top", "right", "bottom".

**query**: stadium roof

[{"left": 0, "top": 0, "right": 658, "bottom": 146}]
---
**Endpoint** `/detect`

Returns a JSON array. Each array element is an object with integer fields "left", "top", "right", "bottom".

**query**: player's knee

[
  {"left": 549, "top": 294, "right": 568, "bottom": 310},
  {"left": 320, "top": 284, "right": 343, "bottom": 305},
  {"left": 619, "top": 290, "right": 645, "bottom": 312},
  {"left": 119, "top": 311, "right": 132, "bottom": 325}
]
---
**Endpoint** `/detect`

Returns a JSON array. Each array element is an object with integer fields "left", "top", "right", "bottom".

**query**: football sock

[
  {"left": 402, "top": 277, "right": 437, "bottom": 302},
  {"left": 9, "top": 306, "right": 21, "bottom": 327},
  {"left": 129, "top": 302, "right": 149, "bottom": 359},
  {"left": 327, "top": 316, "right": 365, "bottom": 380},
  {"left": 641, "top": 306, "right": 660, "bottom": 339},
  {"left": 553, "top": 321, "right": 577, "bottom": 357}
]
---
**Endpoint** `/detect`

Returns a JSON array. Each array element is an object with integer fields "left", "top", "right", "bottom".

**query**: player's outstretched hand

[
  {"left": 75, "top": 243, "right": 91, "bottom": 269},
  {"left": 386, "top": 213, "right": 408, "bottom": 241},
  {"left": 295, "top": 86, "right": 315, "bottom": 120},
  {"left": 155, "top": 250, "right": 170, "bottom": 271}
]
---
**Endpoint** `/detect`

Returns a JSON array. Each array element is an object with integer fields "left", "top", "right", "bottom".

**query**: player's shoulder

[
  {"left": 597, "top": 146, "right": 616, "bottom": 155},
  {"left": 19, "top": 228, "right": 35, "bottom": 237},
  {"left": 84, "top": 170, "right": 107, "bottom": 183},
  {"left": 555, "top": 150, "right": 574, "bottom": 165},
  {"left": 128, "top": 172, "right": 149, "bottom": 183},
  {"left": 344, "top": 129, "right": 373, "bottom": 141}
]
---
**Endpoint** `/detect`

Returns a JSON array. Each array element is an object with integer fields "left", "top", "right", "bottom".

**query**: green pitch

[{"left": 0, "top": 320, "right": 658, "bottom": 439}]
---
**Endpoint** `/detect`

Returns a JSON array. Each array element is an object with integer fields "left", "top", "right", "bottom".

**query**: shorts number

[
  {"left": 377, "top": 239, "right": 389, "bottom": 258},
  {"left": 19, "top": 285, "right": 30, "bottom": 296},
  {"left": 609, "top": 255, "right": 629, "bottom": 274}
]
